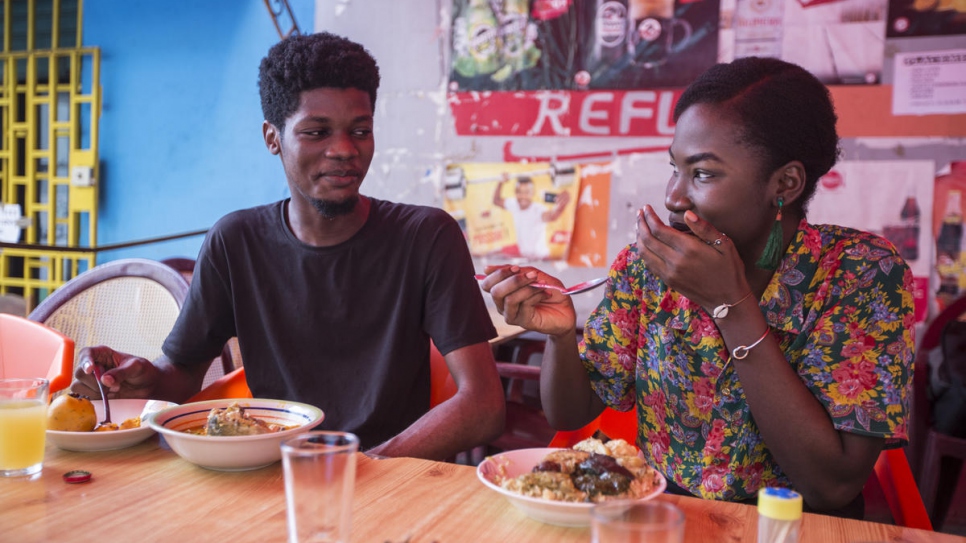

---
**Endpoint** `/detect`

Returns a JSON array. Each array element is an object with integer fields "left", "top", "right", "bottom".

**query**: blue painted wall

[{"left": 82, "top": 0, "right": 315, "bottom": 262}]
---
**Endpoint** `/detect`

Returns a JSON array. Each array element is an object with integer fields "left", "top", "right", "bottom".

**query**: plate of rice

[{"left": 476, "top": 438, "right": 666, "bottom": 527}]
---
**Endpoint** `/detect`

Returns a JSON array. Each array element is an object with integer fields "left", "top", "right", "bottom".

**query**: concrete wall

[
  {"left": 83, "top": 1, "right": 966, "bottom": 323},
  {"left": 82, "top": 0, "right": 315, "bottom": 261}
]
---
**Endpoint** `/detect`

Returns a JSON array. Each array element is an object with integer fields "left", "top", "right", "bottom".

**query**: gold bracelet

[
  {"left": 731, "top": 327, "right": 770, "bottom": 360},
  {"left": 712, "top": 291, "right": 754, "bottom": 319}
]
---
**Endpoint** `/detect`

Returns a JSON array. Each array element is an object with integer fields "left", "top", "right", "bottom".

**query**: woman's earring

[{"left": 756, "top": 197, "right": 784, "bottom": 271}]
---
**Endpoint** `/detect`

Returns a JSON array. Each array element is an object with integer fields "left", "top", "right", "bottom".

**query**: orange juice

[{"left": 0, "top": 399, "right": 47, "bottom": 474}]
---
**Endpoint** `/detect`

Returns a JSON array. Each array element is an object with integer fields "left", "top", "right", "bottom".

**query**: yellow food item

[
  {"left": 46, "top": 393, "right": 98, "bottom": 432},
  {"left": 91, "top": 417, "right": 139, "bottom": 432},
  {"left": 119, "top": 416, "right": 140, "bottom": 430},
  {"left": 94, "top": 422, "right": 119, "bottom": 432}
]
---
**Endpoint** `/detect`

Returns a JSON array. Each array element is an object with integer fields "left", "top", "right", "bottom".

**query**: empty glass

[{"left": 591, "top": 500, "right": 686, "bottom": 543}]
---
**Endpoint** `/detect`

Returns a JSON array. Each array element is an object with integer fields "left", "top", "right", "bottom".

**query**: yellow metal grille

[{"left": 0, "top": 0, "right": 100, "bottom": 310}]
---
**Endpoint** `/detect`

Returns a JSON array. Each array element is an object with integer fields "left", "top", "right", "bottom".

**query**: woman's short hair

[
  {"left": 258, "top": 32, "right": 381, "bottom": 131},
  {"left": 673, "top": 57, "right": 840, "bottom": 211}
]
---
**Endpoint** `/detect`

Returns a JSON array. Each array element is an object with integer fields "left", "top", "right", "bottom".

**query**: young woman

[{"left": 481, "top": 57, "right": 914, "bottom": 518}]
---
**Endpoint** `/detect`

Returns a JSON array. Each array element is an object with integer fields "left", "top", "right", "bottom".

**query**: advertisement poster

[
  {"left": 808, "top": 160, "right": 935, "bottom": 321},
  {"left": 448, "top": 0, "right": 720, "bottom": 91},
  {"left": 443, "top": 161, "right": 607, "bottom": 262},
  {"left": 933, "top": 161, "right": 966, "bottom": 312},
  {"left": 722, "top": 0, "right": 888, "bottom": 85},
  {"left": 887, "top": 0, "right": 966, "bottom": 37}
]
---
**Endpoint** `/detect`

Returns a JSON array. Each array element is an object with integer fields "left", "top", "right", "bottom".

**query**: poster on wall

[
  {"left": 933, "top": 161, "right": 966, "bottom": 312},
  {"left": 443, "top": 161, "right": 609, "bottom": 263},
  {"left": 886, "top": 0, "right": 966, "bottom": 37},
  {"left": 807, "top": 160, "right": 935, "bottom": 322},
  {"left": 448, "top": 0, "right": 720, "bottom": 91},
  {"left": 892, "top": 49, "right": 966, "bottom": 116},
  {"left": 721, "top": 0, "right": 888, "bottom": 84}
]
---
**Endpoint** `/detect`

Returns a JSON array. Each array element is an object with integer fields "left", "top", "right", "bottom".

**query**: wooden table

[
  {"left": 1, "top": 437, "right": 960, "bottom": 543},
  {"left": 488, "top": 304, "right": 526, "bottom": 345}
]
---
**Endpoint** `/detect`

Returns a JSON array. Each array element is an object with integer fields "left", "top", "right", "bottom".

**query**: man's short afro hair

[{"left": 258, "top": 31, "right": 380, "bottom": 130}]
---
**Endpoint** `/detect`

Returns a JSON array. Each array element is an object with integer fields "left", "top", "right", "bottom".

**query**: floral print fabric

[{"left": 580, "top": 220, "right": 915, "bottom": 501}]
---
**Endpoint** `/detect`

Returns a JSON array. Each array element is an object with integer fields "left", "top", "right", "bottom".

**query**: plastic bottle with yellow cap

[{"left": 757, "top": 487, "right": 802, "bottom": 543}]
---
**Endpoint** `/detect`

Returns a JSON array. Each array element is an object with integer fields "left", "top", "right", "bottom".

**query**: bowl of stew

[{"left": 147, "top": 398, "right": 324, "bottom": 471}]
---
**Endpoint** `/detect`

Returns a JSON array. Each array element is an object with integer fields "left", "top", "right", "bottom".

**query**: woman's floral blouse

[{"left": 580, "top": 220, "right": 915, "bottom": 501}]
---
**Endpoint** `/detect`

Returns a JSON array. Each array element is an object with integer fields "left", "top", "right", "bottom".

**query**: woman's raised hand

[{"left": 635, "top": 205, "right": 749, "bottom": 310}]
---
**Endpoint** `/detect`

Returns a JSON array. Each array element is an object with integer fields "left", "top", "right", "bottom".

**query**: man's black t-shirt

[{"left": 163, "top": 198, "right": 496, "bottom": 448}]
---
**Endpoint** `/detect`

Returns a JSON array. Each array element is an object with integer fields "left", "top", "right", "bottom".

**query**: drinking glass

[
  {"left": 281, "top": 431, "right": 360, "bottom": 543},
  {"left": 591, "top": 500, "right": 686, "bottom": 543},
  {"left": 0, "top": 378, "right": 49, "bottom": 477}
]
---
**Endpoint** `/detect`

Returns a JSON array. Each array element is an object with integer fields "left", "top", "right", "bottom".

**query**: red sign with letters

[{"left": 447, "top": 89, "right": 684, "bottom": 137}]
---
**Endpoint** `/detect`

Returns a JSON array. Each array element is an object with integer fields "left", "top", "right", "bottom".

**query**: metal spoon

[
  {"left": 474, "top": 274, "right": 607, "bottom": 296},
  {"left": 90, "top": 364, "right": 112, "bottom": 426}
]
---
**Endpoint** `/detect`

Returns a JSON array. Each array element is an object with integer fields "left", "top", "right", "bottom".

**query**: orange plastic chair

[
  {"left": 186, "top": 367, "right": 252, "bottom": 403},
  {"left": 0, "top": 313, "right": 75, "bottom": 395},
  {"left": 190, "top": 342, "right": 455, "bottom": 406}
]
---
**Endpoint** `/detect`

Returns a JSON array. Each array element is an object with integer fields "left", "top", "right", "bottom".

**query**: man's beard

[{"left": 310, "top": 195, "right": 359, "bottom": 219}]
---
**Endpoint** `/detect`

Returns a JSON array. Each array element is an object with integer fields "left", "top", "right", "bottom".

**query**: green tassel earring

[{"left": 756, "top": 197, "right": 784, "bottom": 271}]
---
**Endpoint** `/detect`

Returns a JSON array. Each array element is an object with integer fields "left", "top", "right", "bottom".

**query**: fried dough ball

[{"left": 47, "top": 393, "right": 97, "bottom": 432}]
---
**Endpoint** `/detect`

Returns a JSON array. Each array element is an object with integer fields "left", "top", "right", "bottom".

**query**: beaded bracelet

[
  {"left": 731, "top": 327, "right": 770, "bottom": 360},
  {"left": 712, "top": 291, "right": 754, "bottom": 319}
]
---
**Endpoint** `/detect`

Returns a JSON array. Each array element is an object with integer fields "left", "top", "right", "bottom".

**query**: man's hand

[{"left": 72, "top": 346, "right": 162, "bottom": 400}]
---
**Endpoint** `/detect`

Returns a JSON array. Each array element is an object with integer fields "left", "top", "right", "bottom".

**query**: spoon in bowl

[
  {"left": 90, "top": 364, "right": 113, "bottom": 428},
  {"left": 474, "top": 274, "right": 607, "bottom": 296}
]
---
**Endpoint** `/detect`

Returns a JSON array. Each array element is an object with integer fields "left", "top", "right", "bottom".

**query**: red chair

[
  {"left": 429, "top": 341, "right": 456, "bottom": 408},
  {"left": 433, "top": 338, "right": 557, "bottom": 463},
  {"left": 549, "top": 407, "right": 931, "bottom": 529},
  {"left": 909, "top": 293, "right": 966, "bottom": 530},
  {"left": 0, "top": 313, "right": 75, "bottom": 396},
  {"left": 549, "top": 406, "right": 636, "bottom": 447},
  {"left": 866, "top": 448, "right": 933, "bottom": 530}
]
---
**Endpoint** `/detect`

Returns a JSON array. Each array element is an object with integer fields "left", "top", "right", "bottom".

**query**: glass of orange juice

[{"left": 0, "top": 378, "right": 49, "bottom": 477}]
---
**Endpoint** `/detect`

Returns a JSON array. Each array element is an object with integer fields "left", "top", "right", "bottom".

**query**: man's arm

[
  {"left": 493, "top": 175, "right": 509, "bottom": 209},
  {"left": 72, "top": 346, "right": 212, "bottom": 404},
  {"left": 366, "top": 342, "right": 505, "bottom": 460},
  {"left": 540, "top": 190, "right": 571, "bottom": 222}
]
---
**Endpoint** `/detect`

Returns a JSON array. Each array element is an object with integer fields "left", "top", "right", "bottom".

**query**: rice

[{"left": 496, "top": 438, "right": 660, "bottom": 503}]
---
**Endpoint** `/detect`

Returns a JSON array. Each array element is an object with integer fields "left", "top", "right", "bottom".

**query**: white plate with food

[
  {"left": 46, "top": 396, "right": 177, "bottom": 452},
  {"left": 147, "top": 398, "right": 324, "bottom": 471},
  {"left": 476, "top": 439, "right": 667, "bottom": 527}
]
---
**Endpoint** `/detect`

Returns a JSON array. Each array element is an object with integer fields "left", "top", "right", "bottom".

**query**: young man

[{"left": 73, "top": 32, "right": 505, "bottom": 461}]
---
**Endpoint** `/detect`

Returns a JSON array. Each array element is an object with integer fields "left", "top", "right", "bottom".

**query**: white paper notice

[
  {"left": 893, "top": 49, "right": 966, "bottom": 116},
  {"left": 0, "top": 204, "right": 23, "bottom": 243}
]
